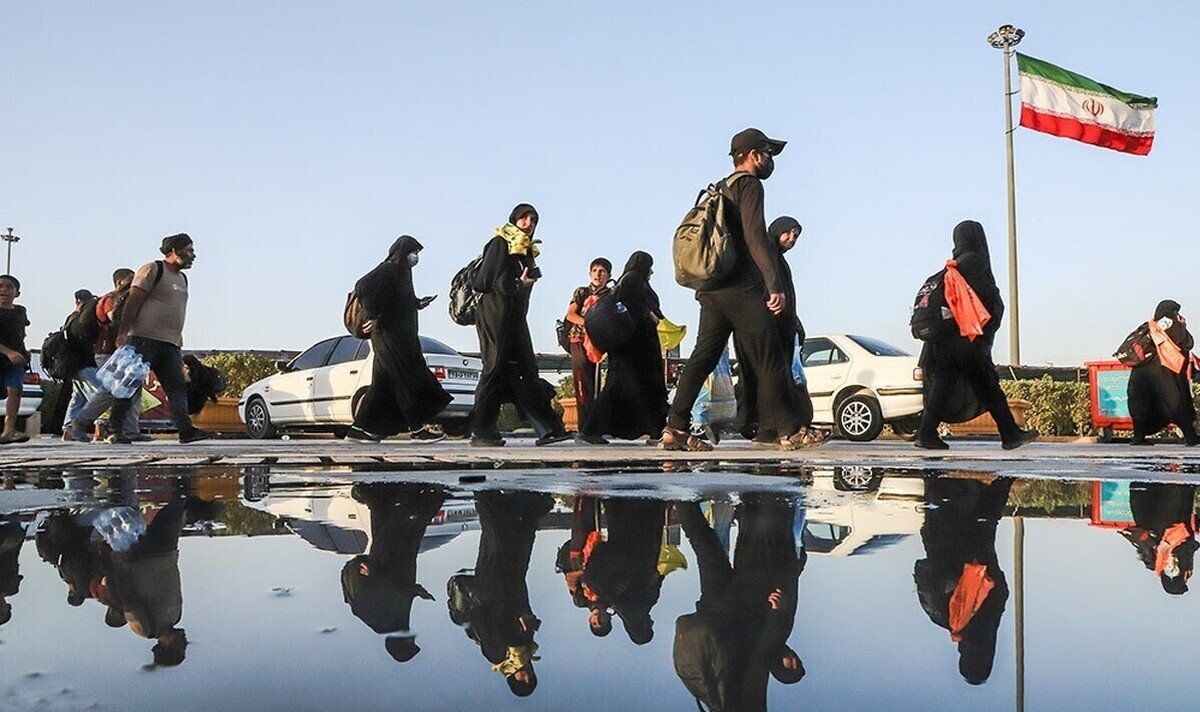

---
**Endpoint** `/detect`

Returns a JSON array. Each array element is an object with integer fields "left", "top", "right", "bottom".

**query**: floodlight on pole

[{"left": 1, "top": 228, "right": 20, "bottom": 275}]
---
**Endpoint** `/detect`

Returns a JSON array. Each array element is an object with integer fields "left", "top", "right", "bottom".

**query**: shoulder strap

[{"left": 150, "top": 260, "right": 187, "bottom": 290}]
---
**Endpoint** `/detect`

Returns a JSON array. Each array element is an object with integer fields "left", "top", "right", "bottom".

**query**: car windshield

[
  {"left": 847, "top": 335, "right": 910, "bottom": 357},
  {"left": 419, "top": 336, "right": 461, "bottom": 355}
]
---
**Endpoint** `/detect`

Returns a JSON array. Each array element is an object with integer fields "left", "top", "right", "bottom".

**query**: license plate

[{"left": 449, "top": 369, "right": 479, "bottom": 380}]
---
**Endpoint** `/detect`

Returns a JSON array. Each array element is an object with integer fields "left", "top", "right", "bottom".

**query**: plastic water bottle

[
  {"left": 97, "top": 346, "right": 151, "bottom": 399},
  {"left": 92, "top": 506, "right": 147, "bottom": 552}
]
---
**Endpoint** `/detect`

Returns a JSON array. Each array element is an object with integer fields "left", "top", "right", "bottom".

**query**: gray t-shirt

[{"left": 128, "top": 261, "right": 189, "bottom": 347}]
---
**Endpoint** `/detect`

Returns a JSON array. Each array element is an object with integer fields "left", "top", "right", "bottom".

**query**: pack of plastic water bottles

[
  {"left": 92, "top": 506, "right": 147, "bottom": 552},
  {"left": 96, "top": 345, "right": 151, "bottom": 399}
]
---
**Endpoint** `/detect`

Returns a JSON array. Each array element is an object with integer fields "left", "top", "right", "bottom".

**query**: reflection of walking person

[
  {"left": 1126, "top": 300, "right": 1199, "bottom": 446},
  {"left": 915, "top": 221, "right": 1037, "bottom": 450},
  {"left": 341, "top": 483, "right": 448, "bottom": 660},
  {"left": 0, "top": 513, "right": 25, "bottom": 626},
  {"left": 1120, "top": 482, "right": 1197, "bottom": 594},
  {"left": 447, "top": 491, "right": 552, "bottom": 697},
  {"left": 674, "top": 495, "right": 806, "bottom": 710},
  {"left": 345, "top": 236, "right": 451, "bottom": 442},
  {"left": 913, "top": 475, "right": 1013, "bottom": 685}
]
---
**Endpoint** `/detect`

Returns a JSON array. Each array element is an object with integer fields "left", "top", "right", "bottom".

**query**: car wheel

[
  {"left": 833, "top": 466, "right": 883, "bottom": 492},
  {"left": 245, "top": 397, "right": 277, "bottom": 439},
  {"left": 836, "top": 395, "right": 884, "bottom": 442}
]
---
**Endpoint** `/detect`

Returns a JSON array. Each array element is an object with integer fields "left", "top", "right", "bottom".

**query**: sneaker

[
  {"left": 104, "top": 434, "right": 133, "bottom": 445},
  {"left": 470, "top": 436, "right": 506, "bottom": 448},
  {"left": 1001, "top": 429, "right": 1039, "bottom": 450},
  {"left": 914, "top": 435, "right": 950, "bottom": 450},
  {"left": 535, "top": 431, "right": 573, "bottom": 447},
  {"left": 0, "top": 431, "right": 30, "bottom": 444},
  {"left": 576, "top": 433, "right": 609, "bottom": 445},
  {"left": 409, "top": 428, "right": 446, "bottom": 444},
  {"left": 125, "top": 433, "right": 154, "bottom": 443},
  {"left": 344, "top": 426, "right": 380, "bottom": 443},
  {"left": 179, "top": 428, "right": 216, "bottom": 444},
  {"left": 410, "top": 427, "right": 445, "bottom": 442}
]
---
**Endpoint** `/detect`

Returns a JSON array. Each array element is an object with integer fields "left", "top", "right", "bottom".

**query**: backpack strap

[{"left": 150, "top": 259, "right": 187, "bottom": 292}]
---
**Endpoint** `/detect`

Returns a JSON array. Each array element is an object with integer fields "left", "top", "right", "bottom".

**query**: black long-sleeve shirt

[{"left": 720, "top": 175, "right": 783, "bottom": 295}]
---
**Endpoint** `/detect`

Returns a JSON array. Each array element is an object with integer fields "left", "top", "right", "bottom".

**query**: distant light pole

[
  {"left": 988, "top": 23, "right": 1025, "bottom": 367},
  {"left": 2, "top": 228, "right": 20, "bottom": 275}
]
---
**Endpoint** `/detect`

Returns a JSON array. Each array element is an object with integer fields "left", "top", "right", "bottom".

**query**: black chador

[
  {"left": 580, "top": 498, "right": 667, "bottom": 644},
  {"left": 917, "top": 220, "right": 1029, "bottom": 449},
  {"left": 352, "top": 236, "right": 450, "bottom": 438},
  {"left": 582, "top": 252, "right": 669, "bottom": 440},
  {"left": 1121, "top": 482, "right": 1197, "bottom": 595},
  {"left": 1127, "top": 300, "right": 1199, "bottom": 445},
  {"left": 471, "top": 204, "right": 565, "bottom": 442}
]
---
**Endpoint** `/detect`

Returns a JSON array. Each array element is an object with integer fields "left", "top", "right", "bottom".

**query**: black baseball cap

[
  {"left": 768, "top": 216, "right": 802, "bottom": 240},
  {"left": 730, "top": 128, "right": 787, "bottom": 156}
]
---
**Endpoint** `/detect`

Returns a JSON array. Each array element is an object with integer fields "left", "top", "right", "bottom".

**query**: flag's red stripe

[{"left": 1020, "top": 104, "right": 1154, "bottom": 155}]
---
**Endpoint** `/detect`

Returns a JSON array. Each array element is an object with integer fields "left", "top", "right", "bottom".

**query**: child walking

[{"left": 0, "top": 275, "right": 30, "bottom": 444}]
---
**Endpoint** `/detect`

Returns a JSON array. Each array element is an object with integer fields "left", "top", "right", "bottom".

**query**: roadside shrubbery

[
  {"left": 1000, "top": 377, "right": 1093, "bottom": 436},
  {"left": 199, "top": 352, "right": 277, "bottom": 397}
]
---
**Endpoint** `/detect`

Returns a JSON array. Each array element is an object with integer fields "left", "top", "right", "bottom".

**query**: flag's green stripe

[{"left": 1016, "top": 52, "right": 1157, "bottom": 109}]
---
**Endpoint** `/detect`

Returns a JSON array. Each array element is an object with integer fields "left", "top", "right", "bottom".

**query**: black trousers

[
  {"left": 569, "top": 341, "right": 598, "bottom": 425},
  {"left": 667, "top": 286, "right": 799, "bottom": 436},
  {"left": 111, "top": 337, "right": 193, "bottom": 435},
  {"left": 919, "top": 339, "right": 1018, "bottom": 442}
]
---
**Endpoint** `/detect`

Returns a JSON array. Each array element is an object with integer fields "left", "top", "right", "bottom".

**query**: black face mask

[{"left": 755, "top": 153, "right": 775, "bottom": 179}]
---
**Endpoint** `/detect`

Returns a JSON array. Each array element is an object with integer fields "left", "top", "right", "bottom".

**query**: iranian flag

[{"left": 1017, "top": 53, "right": 1157, "bottom": 155}]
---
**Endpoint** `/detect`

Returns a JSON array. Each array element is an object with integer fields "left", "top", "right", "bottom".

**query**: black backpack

[
  {"left": 448, "top": 255, "right": 484, "bottom": 326},
  {"left": 583, "top": 292, "right": 636, "bottom": 353},
  {"left": 1115, "top": 322, "right": 1156, "bottom": 366},
  {"left": 66, "top": 296, "right": 102, "bottom": 349},
  {"left": 41, "top": 329, "right": 74, "bottom": 379},
  {"left": 555, "top": 319, "right": 573, "bottom": 354},
  {"left": 910, "top": 269, "right": 955, "bottom": 341}
]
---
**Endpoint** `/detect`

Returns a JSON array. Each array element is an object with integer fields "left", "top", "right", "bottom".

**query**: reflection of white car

[
  {"left": 802, "top": 468, "right": 925, "bottom": 556},
  {"left": 242, "top": 484, "right": 480, "bottom": 555},
  {"left": 239, "top": 335, "right": 481, "bottom": 439},
  {"left": 799, "top": 334, "right": 924, "bottom": 442}
]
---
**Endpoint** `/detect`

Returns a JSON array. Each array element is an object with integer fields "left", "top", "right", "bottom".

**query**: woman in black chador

[
  {"left": 447, "top": 491, "right": 552, "bottom": 698},
  {"left": 916, "top": 220, "right": 1037, "bottom": 450},
  {"left": 674, "top": 495, "right": 806, "bottom": 711},
  {"left": 580, "top": 251, "right": 669, "bottom": 442},
  {"left": 913, "top": 475, "right": 1013, "bottom": 685},
  {"left": 347, "top": 235, "right": 450, "bottom": 442},
  {"left": 580, "top": 498, "right": 667, "bottom": 644},
  {"left": 470, "top": 204, "right": 569, "bottom": 447},
  {"left": 1120, "top": 482, "right": 1197, "bottom": 595},
  {"left": 341, "top": 483, "right": 448, "bottom": 662},
  {"left": 1126, "top": 300, "right": 1199, "bottom": 445}
]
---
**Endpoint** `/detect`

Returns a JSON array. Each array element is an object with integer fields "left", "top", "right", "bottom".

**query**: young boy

[{"left": 0, "top": 275, "right": 30, "bottom": 444}]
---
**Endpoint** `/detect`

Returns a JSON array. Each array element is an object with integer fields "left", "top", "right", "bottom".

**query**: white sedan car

[
  {"left": 799, "top": 334, "right": 924, "bottom": 442},
  {"left": 239, "top": 335, "right": 481, "bottom": 439}
]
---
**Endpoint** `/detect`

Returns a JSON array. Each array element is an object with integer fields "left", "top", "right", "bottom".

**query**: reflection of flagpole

[
  {"left": 1014, "top": 516, "right": 1025, "bottom": 712},
  {"left": 988, "top": 24, "right": 1026, "bottom": 366}
]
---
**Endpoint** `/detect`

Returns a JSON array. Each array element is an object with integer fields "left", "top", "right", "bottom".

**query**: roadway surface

[{"left": 1, "top": 436, "right": 1198, "bottom": 483}]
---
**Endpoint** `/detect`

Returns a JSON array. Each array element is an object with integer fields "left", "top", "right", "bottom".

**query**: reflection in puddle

[{"left": 0, "top": 468, "right": 1197, "bottom": 711}]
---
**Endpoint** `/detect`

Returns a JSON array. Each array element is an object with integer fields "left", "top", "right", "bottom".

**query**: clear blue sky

[{"left": 4, "top": 1, "right": 1197, "bottom": 366}]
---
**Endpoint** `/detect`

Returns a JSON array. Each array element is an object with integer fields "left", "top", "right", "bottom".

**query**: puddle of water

[{"left": 0, "top": 468, "right": 1196, "bottom": 711}]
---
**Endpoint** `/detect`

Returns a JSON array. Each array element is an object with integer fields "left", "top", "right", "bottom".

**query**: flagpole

[{"left": 989, "top": 24, "right": 1025, "bottom": 366}]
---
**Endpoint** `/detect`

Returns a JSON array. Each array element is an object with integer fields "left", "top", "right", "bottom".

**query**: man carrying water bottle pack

[{"left": 106, "top": 234, "right": 213, "bottom": 444}]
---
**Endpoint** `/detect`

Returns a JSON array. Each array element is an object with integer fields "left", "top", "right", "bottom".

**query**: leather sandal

[
  {"left": 659, "top": 426, "right": 714, "bottom": 452},
  {"left": 779, "top": 426, "right": 830, "bottom": 452}
]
